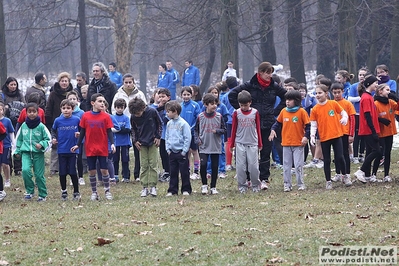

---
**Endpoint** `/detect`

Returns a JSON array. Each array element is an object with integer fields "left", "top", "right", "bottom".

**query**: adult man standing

[
  {"left": 74, "top": 72, "right": 87, "bottom": 100},
  {"left": 166, "top": 60, "right": 180, "bottom": 100},
  {"left": 25, "top": 72, "right": 47, "bottom": 110},
  {"left": 108, "top": 62, "right": 123, "bottom": 88},
  {"left": 87, "top": 62, "right": 117, "bottom": 113},
  {"left": 181, "top": 60, "right": 200, "bottom": 87},
  {"left": 228, "top": 62, "right": 286, "bottom": 190}
]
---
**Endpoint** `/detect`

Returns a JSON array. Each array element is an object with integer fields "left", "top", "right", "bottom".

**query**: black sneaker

[
  {"left": 61, "top": 191, "right": 68, "bottom": 201},
  {"left": 159, "top": 173, "right": 170, "bottom": 182}
]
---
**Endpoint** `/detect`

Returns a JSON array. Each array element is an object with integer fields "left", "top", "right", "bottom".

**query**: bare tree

[
  {"left": 287, "top": 0, "right": 305, "bottom": 83},
  {"left": 259, "top": 0, "right": 276, "bottom": 64},
  {"left": 390, "top": 1, "right": 399, "bottom": 80},
  {"left": 220, "top": 0, "right": 239, "bottom": 78},
  {"left": 78, "top": 0, "right": 89, "bottom": 76},
  {"left": 0, "top": 0, "right": 7, "bottom": 85},
  {"left": 86, "top": 0, "right": 146, "bottom": 74}
]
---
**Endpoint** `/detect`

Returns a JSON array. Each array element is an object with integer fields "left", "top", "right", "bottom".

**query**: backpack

[{"left": 6, "top": 101, "right": 25, "bottom": 125}]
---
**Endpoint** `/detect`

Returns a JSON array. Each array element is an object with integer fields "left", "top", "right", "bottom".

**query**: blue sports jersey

[{"left": 52, "top": 115, "right": 80, "bottom": 153}]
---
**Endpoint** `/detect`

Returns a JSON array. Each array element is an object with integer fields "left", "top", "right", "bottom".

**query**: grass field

[{"left": 0, "top": 155, "right": 399, "bottom": 265}]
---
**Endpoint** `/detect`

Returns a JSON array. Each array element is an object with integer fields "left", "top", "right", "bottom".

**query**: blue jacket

[
  {"left": 220, "top": 91, "right": 234, "bottom": 124},
  {"left": 348, "top": 82, "right": 361, "bottom": 114},
  {"left": 109, "top": 71, "right": 123, "bottom": 88},
  {"left": 182, "top": 65, "right": 200, "bottom": 86},
  {"left": 112, "top": 113, "right": 132, "bottom": 147},
  {"left": 343, "top": 81, "right": 351, "bottom": 99},
  {"left": 165, "top": 116, "right": 192, "bottom": 156},
  {"left": 157, "top": 71, "right": 173, "bottom": 91},
  {"left": 166, "top": 68, "right": 180, "bottom": 100},
  {"left": 180, "top": 99, "right": 200, "bottom": 131}
]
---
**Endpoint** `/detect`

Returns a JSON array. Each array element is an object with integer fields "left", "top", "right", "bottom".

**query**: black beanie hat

[{"left": 364, "top": 75, "right": 378, "bottom": 88}]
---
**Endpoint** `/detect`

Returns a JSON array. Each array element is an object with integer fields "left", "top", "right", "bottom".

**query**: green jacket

[{"left": 15, "top": 122, "right": 51, "bottom": 154}]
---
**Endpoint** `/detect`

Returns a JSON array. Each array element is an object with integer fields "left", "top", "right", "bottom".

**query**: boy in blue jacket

[
  {"left": 112, "top": 98, "right": 132, "bottom": 182},
  {"left": 165, "top": 101, "right": 192, "bottom": 196}
]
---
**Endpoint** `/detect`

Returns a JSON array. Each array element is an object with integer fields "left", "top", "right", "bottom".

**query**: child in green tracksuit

[{"left": 14, "top": 103, "right": 51, "bottom": 201}]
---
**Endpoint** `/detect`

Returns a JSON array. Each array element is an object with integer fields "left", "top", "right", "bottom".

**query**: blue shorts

[
  {"left": 58, "top": 154, "right": 77, "bottom": 176},
  {"left": 87, "top": 156, "right": 107, "bottom": 170},
  {"left": 0, "top": 147, "right": 10, "bottom": 165},
  {"left": 190, "top": 137, "right": 198, "bottom": 150}
]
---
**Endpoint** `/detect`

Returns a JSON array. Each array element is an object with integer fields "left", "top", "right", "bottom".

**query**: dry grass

[{"left": 0, "top": 155, "right": 399, "bottom": 265}]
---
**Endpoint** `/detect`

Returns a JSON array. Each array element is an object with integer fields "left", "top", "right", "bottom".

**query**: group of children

[{"left": 1, "top": 64, "right": 398, "bottom": 202}]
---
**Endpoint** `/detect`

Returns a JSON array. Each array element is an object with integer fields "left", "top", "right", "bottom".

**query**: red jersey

[
  {"left": 17, "top": 108, "right": 46, "bottom": 124},
  {"left": 79, "top": 111, "right": 113, "bottom": 156},
  {"left": 359, "top": 92, "right": 380, "bottom": 135},
  {"left": 0, "top": 122, "right": 6, "bottom": 154}
]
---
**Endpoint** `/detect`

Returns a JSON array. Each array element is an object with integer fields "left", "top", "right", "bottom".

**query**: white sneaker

[
  {"left": 368, "top": 175, "right": 378, "bottom": 183},
  {"left": 331, "top": 174, "right": 342, "bottom": 182},
  {"left": 353, "top": 157, "right": 359, "bottom": 164},
  {"left": 182, "top": 191, "right": 190, "bottom": 196},
  {"left": 218, "top": 172, "right": 227, "bottom": 179},
  {"left": 69, "top": 179, "right": 73, "bottom": 186},
  {"left": 326, "top": 181, "right": 332, "bottom": 190},
  {"left": 166, "top": 192, "right": 173, "bottom": 197},
  {"left": 354, "top": 170, "right": 367, "bottom": 183},
  {"left": 0, "top": 191, "right": 6, "bottom": 201},
  {"left": 303, "top": 160, "right": 318, "bottom": 168},
  {"left": 225, "top": 165, "right": 233, "bottom": 171},
  {"left": 383, "top": 176, "right": 392, "bottom": 182},
  {"left": 149, "top": 187, "right": 157, "bottom": 197},
  {"left": 315, "top": 160, "right": 324, "bottom": 169},
  {"left": 90, "top": 192, "right": 99, "bottom": 201},
  {"left": 260, "top": 180, "right": 268, "bottom": 190},
  {"left": 201, "top": 185, "right": 208, "bottom": 195},
  {"left": 140, "top": 188, "right": 148, "bottom": 197},
  {"left": 297, "top": 185, "right": 306, "bottom": 191},
  {"left": 105, "top": 191, "right": 113, "bottom": 200},
  {"left": 283, "top": 185, "right": 292, "bottom": 192},
  {"left": 4, "top": 179, "right": 10, "bottom": 188},
  {"left": 79, "top": 178, "right": 85, "bottom": 185},
  {"left": 343, "top": 174, "right": 352, "bottom": 186},
  {"left": 210, "top": 188, "right": 218, "bottom": 195},
  {"left": 190, "top": 173, "right": 199, "bottom": 180}
]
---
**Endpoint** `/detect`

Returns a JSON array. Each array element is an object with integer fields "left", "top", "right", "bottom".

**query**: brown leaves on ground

[
  {"left": 95, "top": 237, "right": 114, "bottom": 246},
  {"left": 356, "top": 214, "right": 371, "bottom": 219},
  {"left": 266, "top": 256, "right": 285, "bottom": 264}
]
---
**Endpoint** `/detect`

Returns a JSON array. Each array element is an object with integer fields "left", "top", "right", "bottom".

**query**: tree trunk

[
  {"left": 366, "top": 0, "right": 379, "bottom": 72},
  {"left": 316, "top": 0, "right": 335, "bottom": 80},
  {"left": 287, "top": 0, "right": 306, "bottom": 83},
  {"left": 200, "top": 32, "right": 216, "bottom": 95},
  {"left": 0, "top": 0, "right": 7, "bottom": 85},
  {"left": 337, "top": 0, "right": 357, "bottom": 74},
  {"left": 259, "top": 0, "right": 276, "bottom": 64},
  {"left": 79, "top": 0, "right": 89, "bottom": 77},
  {"left": 390, "top": 1, "right": 399, "bottom": 82},
  {"left": 220, "top": 0, "right": 239, "bottom": 78},
  {"left": 241, "top": 43, "right": 254, "bottom": 82}
]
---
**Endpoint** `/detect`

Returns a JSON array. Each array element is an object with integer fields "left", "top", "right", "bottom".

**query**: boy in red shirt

[{"left": 71, "top": 93, "right": 116, "bottom": 201}]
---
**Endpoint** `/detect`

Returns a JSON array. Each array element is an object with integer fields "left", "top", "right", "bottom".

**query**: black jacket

[
  {"left": 228, "top": 74, "right": 287, "bottom": 129},
  {"left": 87, "top": 75, "right": 117, "bottom": 112}
]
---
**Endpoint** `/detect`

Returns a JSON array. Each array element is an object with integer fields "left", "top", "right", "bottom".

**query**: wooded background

[{"left": 1, "top": 0, "right": 398, "bottom": 95}]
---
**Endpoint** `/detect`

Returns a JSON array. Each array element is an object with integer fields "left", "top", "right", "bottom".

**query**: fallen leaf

[
  {"left": 237, "top": 242, "right": 244, "bottom": 246},
  {"left": 267, "top": 256, "right": 284, "bottom": 263},
  {"left": 193, "top": 230, "right": 202, "bottom": 235},
  {"left": 138, "top": 231, "right": 152, "bottom": 235},
  {"left": 92, "top": 223, "right": 100, "bottom": 229},
  {"left": 12, "top": 187, "right": 20, "bottom": 191},
  {"left": 0, "top": 260, "right": 9, "bottom": 265},
  {"left": 177, "top": 198, "right": 184, "bottom": 205},
  {"left": 380, "top": 235, "right": 395, "bottom": 243},
  {"left": 165, "top": 246, "right": 172, "bottom": 250},
  {"left": 213, "top": 223, "right": 222, "bottom": 227},
  {"left": 2, "top": 242, "right": 11, "bottom": 246},
  {"left": 347, "top": 221, "right": 355, "bottom": 227},
  {"left": 3, "top": 229, "right": 18, "bottom": 235},
  {"left": 265, "top": 241, "right": 277, "bottom": 246},
  {"left": 95, "top": 237, "right": 114, "bottom": 246},
  {"left": 158, "top": 223, "right": 166, "bottom": 227},
  {"left": 131, "top": 220, "right": 147, "bottom": 225},
  {"left": 305, "top": 213, "right": 314, "bottom": 220},
  {"left": 76, "top": 247, "right": 83, "bottom": 252},
  {"left": 115, "top": 234, "right": 124, "bottom": 238},
  {"left": 328, "top": 242, "right": 343, "bottom": 246},
  {"left": 356, "top": 214, "right": 371, "bottom": 219}
]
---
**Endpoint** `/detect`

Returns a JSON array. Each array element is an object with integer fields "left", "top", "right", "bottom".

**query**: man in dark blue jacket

[
  {"left": 181, "top": 60, "right": 200, "bottom": 87},
  {"left": 229, "top": 62, "right": 286, "bottom": 190}
]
